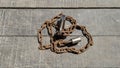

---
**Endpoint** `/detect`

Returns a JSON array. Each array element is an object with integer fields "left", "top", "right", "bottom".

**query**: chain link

[{"left": 38, "top": 13, "right": 93, "bottom": 54}]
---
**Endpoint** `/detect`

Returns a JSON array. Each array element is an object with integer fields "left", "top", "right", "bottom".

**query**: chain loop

[{"left": 38, "top": 13, "right": 93, "bottom": 54}]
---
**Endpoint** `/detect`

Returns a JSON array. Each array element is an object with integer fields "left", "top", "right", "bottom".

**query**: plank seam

[
  {"left": 0, "top": 35, "right": 120, "bottom": 37},
  {"left": 0, "top": 7, "right": 120, "bottom": 9}
]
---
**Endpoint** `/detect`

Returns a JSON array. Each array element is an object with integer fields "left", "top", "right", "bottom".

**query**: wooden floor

[{"left": 0, "top": 0, "right": 120, "bottom": 68}]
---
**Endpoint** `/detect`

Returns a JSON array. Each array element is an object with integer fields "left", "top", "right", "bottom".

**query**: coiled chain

[{"left": 38, "top": 13, "right": 93, "bottom": 54}]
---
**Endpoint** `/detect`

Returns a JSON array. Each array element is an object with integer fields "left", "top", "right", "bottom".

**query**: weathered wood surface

[
  {"left": 0, "top": 0, "right": 120, "bottom": 7},
  {"left": 0, "top": 9, "right": 120, "bottom": 36},
  {"left": 0, "top": 36, "right": 120, "bottom": 68},
  {"left": 0, "top": 1, "right": 120, "bottom": 67}
]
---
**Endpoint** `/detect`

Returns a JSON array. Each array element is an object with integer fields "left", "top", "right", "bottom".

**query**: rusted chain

[{"left": 38, "top": 13, "right": 93, "bottom": 54}]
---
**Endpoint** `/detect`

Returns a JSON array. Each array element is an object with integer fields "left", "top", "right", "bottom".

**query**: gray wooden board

[
  {"left": 0, "top": 36, "right": 120, "bottom": 68},
  {"left": 0, "top": 0, "right": 120, "bottom": 7},
  {"left": 0, "top": 9, "right": 120, "bottom": 36}
]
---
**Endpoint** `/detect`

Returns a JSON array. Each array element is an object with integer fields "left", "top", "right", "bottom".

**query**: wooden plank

[
  {"left": 0, "top": 36, "right": 120, "bottom": 67},
  {"left": 0, "top": 0, "right": 120, "bottom": 7},
  {"left": 0, "top": 10, "right": 6, "bottom": 35},
  {"left": 0, "top": 9, "right": 120, "bottom": 36}
]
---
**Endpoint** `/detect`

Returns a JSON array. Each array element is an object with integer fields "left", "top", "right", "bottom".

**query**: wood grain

[
  {"left": 0, "top": 9, "right": 120, "bottom": 36},
  {"left": 0, "top": 1, "right": 120, "bottom": 67},
  {"left": 0, "top": 0, "right": 120, "bottom": 7},
  {"left": 0, "top": 36, "right": 120, "bottom": 68}
]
